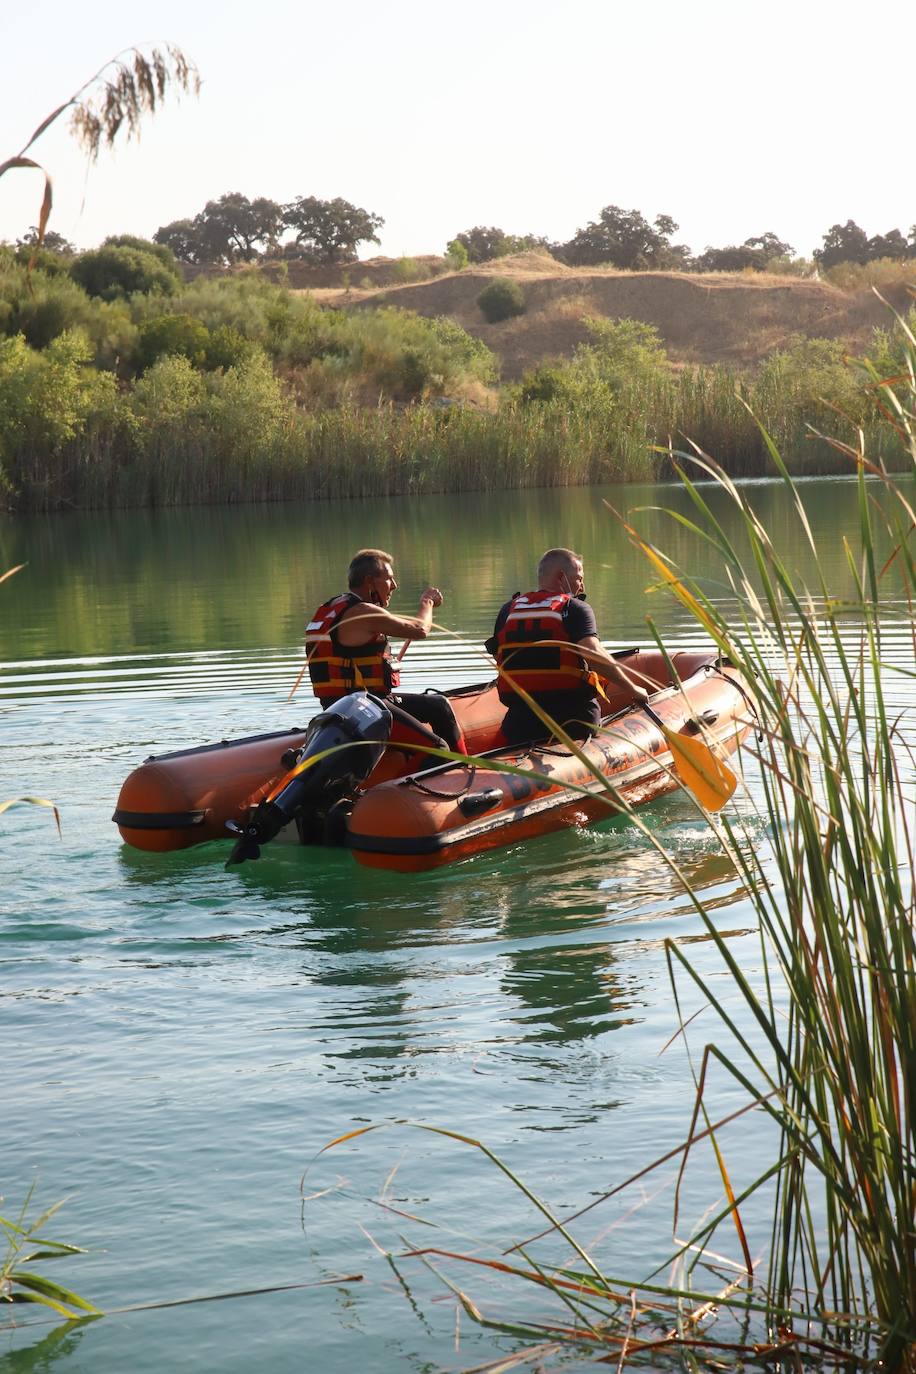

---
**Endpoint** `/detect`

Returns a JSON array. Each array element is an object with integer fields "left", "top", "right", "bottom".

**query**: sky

[{"left": 2, "top": 0, "right": 914, "bottom": 262}]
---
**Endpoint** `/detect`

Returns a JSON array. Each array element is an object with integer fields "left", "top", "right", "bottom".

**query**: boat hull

[
  {"left": 113, "top": 650, "right": 750, "bottom": 861},
  {"left": 113, "top": 680, "right": 507, "bottom": 852},
  {"left": 347, "top": 660, "right": 751, "bottom": 872}
]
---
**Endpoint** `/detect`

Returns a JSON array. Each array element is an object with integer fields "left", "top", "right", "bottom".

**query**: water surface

[{"left": 2, "top": 477, "right": 912, "bottom": 1371}]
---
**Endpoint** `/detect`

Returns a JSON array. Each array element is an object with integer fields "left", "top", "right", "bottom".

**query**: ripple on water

[{"left": 3, "top": 481, "right": 914, "bottom": 1373}]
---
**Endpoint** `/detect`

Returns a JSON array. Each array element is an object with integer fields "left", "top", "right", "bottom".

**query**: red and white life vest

[
  {"left": 306, "top": 592, "right": 400, "bottom": 705},
  {"left": 493, "top": 591, "right": 592, "bottom": 704}
]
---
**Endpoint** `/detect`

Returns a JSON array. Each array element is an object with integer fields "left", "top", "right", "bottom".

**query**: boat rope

[
  {"left": 712, "top": 668, "right": 762, "bottom": 739},
  {"left": 532, "top": 704, "right": 632, "bottom": 756},
  {"left": 405, "top": 765, "right": 477, "bottom": 800}
]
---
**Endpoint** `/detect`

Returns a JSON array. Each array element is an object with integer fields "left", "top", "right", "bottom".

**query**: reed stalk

[
  {"left": 646, "top": 318, "right": 916, "bottom": 1365},
  {"left": 1, "top": 1189, "right": 97, "bottom": 1320},
  {"left": 311, "top": 306, "right": 916, "bottom": 1370}
]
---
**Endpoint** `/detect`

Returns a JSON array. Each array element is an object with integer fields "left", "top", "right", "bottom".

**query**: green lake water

[{"left": 2, "top": 477, "right": 913, "bottom": 1371}]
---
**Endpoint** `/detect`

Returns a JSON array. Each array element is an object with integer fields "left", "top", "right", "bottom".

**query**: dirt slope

[{"left": 293, "top": 251, "right": 911, "bottom": 380}]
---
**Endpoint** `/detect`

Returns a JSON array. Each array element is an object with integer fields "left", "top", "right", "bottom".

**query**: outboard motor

[{"left": 226, "top": 692, "right": 392, "bottom": 864}]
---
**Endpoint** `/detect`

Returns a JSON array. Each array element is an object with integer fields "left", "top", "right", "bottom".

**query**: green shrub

[
  {"left": 391, "top": 257, "right": 430, "bottom": 284},
  {"left": 125, "top": 349, "right": 293, "bottom": 503},
  {"left": 70, "top": 245, "right": 181, "bottom": 300},
  {"left": 823, "top": 256, "right": 916, "bottom": 292},
  {"left": 376, "top": 347, "right": 431, "bottom": 399},
  {"left": 204, "top": 324, "right": 256, "bottom": 371},
  {"left": 130, "top": 352, "right": 206, "bottom": 427},
  {"left": 203, "top": 349, "right": 291, "bottom": 454},
  {"left": 0, "top": 257, "right": 137, "bottom": 368},
  {"left": 135, "top": 313, "right": 211, "bottom": 371},
  {"left": 576, "top": 316, "right": 669, "bottom": 389},
  {"left": 477, "top": 278, "right": 526, "bottom": 323},
  {"left": 426, "top": 316, "right": 497, "bottom": 383},
  {"left": 165, "top": 274, "right": 328, "bottom": 361},
  {"left": 764, "top": 255, "right": 815, "bottom": 277},
  {"left": 102, "top": 234, "right": 180, "bottom": 270},
  {"left": 0, "top": 272, "right": 92, "bottom": 350},
  {"left": 750, "top": 334, "right": 869, "bottom": 466},
  {"left": 0, "top": 330, "right": 127, "bottom": 506},
  {"left": 515, "top": 319, "right": 669, "bottom": 409},
  {"left": 12, "top": 244, "right": 74, "bottom": 276},
  {"left": 445, "top": 239, "right": 469, "bottom": 271},
  {"left": 66, "top": 297, "right": 137, "bottom": 373},
  {"left": 518, "top": 363, "right": 583, "bottom": 405}
]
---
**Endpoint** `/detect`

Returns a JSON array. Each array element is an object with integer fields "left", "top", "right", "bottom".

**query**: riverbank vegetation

[{"left": 2, "top": 237, "right": 915, "bottom": 511}]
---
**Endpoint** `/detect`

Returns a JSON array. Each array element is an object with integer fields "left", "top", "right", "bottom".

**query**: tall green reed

[
  {"left": 309, "top": 309, "right": 916, "bottom": 1371},
  {"left": 621, "top": 300, "right": 914, "bottom": 1365},
  {"left": 1, "top": 1190, "right": 98, "bottom": 1320}
]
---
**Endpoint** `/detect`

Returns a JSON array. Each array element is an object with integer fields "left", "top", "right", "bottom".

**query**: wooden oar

[
  {"left": 642, "top": 702, "right": 737, "bottom": 812},
  {"left": 286, "top": 655, "right": 311, "bottom": 704}
]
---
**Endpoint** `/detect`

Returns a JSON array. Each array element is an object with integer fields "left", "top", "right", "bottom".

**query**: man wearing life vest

[
  {"left": 488, "top": 547, "right": 647, "bottom": 745},
  {"left": 307, "top": 548, "right": 466, "bottom": 756}
]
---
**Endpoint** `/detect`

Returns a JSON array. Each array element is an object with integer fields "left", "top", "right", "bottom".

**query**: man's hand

[{"left": 338, "top": 586, "right": 442, "bottom": 646}]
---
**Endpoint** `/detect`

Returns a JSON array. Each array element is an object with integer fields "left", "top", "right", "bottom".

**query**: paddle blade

[{"left": 659, "top": 724, "right": 737, "bottom": 811}]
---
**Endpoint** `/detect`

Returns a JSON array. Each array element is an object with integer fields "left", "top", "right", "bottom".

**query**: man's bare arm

[
  {"left": 576, "top": 635, "right": 649, "bottom": 702},
  {"left": 336, "top": 589, "right": 442, "bottom": 646}
]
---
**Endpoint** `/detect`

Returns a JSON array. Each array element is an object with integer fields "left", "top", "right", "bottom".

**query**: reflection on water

[
  {"left": 2, "top": 475, "right": 913, "bottom": 1373},
  {"left": 3, "top": 476, "right": 910, "bottom": 665},
  {"left": 2, "top": 1323, "right": 90, "bottom": 1373}
]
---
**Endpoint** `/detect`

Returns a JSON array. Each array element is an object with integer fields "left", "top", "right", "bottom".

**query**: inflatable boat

[{"left": 113, "top": 649, "right": 751, "bottom": 870}]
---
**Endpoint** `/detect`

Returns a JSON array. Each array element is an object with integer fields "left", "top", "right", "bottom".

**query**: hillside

[{"left": 281, "top": 251, "right": 913, "bottom": 381}]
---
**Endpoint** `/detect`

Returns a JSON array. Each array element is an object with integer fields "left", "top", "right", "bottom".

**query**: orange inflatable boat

[
  {"left": 114, "top": 649, "right": 751, "bottom": 868},
  {"left": 112, "top": 677, "right": 507, "bottom": 853},
  {"left": 348, "top": 654, "right": 750, "bottom": 871}
]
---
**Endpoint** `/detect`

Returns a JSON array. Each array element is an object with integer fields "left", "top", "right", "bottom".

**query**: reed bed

[
  {"left": 2, "top": 372, "right": 907, "bottom": 513},
  {"left": 310, "top": 312, "right": 916, "bottom": 1368},
  {"left": 2, "top": 285, "right": 913, "bottom": 509}
]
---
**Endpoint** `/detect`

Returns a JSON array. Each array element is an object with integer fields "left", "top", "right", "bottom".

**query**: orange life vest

[
  {"left": 306, "top": 592, "right": 400, "bottom": 704},
  {"left": 493, "top": 590, "right": 593, "bottom": 705}
]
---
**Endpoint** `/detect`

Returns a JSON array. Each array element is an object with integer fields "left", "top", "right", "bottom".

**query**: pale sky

[{"left": 2, "top": 0, "right": 914, "bottom": 261}]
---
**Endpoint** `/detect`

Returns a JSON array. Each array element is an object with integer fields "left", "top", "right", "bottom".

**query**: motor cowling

[{"left": 226, "top": 692, "right": 392, "bottom": 863}]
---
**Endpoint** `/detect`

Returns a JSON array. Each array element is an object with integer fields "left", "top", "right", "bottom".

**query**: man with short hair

[
  {"left": 488, "top": 547, "right": 647, "bottom": 745},
  {"left": 307, "top": 548, "right": 465, "bottom": 754}
]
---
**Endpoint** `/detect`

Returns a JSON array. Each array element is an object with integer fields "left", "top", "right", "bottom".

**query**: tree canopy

[
  {"left": 555, "top": 206, "right": 688, "bottom": 270},
  {"left": 450, "top": 226, "right": 548, "bottom": 263},
  {"left": 70, "top": 243, "right": 182, "bottom": 299},
  {"left": 814, "top": 221, "right": 871, "bottom": 270},
  {"left": 16, "top": 228, "right": 75, "bottom": 255},
  {"left": 154, "top": 193, "right": 383, "bottom": 266},
  {"left": 813, "top": 220, "right": 915, "bottom": 270},
  {"left": 282, "top": 196, "right": 383, "bottom": 264},
  {"left": 693, "top": 232, "right": 795, "bottom": 273}
]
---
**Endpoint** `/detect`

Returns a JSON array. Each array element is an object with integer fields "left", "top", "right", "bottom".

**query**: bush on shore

[
  {"left": 477, "top": 279, "right": 526, "bottom": 323},
  {"left": 70, "top": 244, "right": 182, "bottom": 300}
]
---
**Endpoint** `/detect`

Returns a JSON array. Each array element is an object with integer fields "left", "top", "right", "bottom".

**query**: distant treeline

[
  {"left": 17, "top": 198, "right": 915, "bottom": 277},
  {"left": 16, "top": 191, "right": 915, "bottom": 278},
  {"left": 449, "top": 211, "right": 916, "bottom": 275},
  {"left": 1, "top": 237, "right": 913, "bottom": 512}
]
